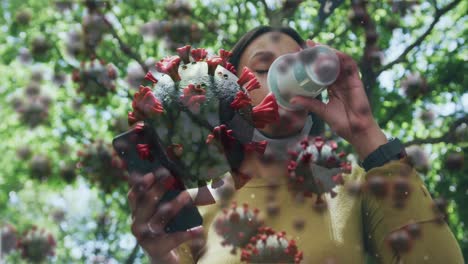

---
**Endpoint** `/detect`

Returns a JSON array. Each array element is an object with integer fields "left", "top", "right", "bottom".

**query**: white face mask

[{"left": 252, "top": 115, "right": 313, "bottom": 161}]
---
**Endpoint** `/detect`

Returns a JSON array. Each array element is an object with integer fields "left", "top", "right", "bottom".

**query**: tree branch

[
  {"left": 257, "top": 0, "right": 304, "bottom": 27},
  {"left": 103, "top": 15, "right": 148, "bottom": 73},
  {"left": 124, "top": 242, "right": 140, "bottom": 264},
  {"left": 376, "top": 0, "right": 461, "bottom": 75},
  {"left": 429, "top": 0, "right": 440, "bottom": 12},
  {"left": 404, "top": 115, "right": 468, "bottom": 146},
  {"left": 378, "top": 100, "right": 407, "bottom": 128},
  {"left": 326, "top": 25, "right": 350, "bottom": 46},
  {"left": 259, "top": 0, "right": 272, "bottom": 22}
]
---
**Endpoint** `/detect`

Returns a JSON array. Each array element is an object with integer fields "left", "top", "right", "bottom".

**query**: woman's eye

[{"left": 254, "top": 69, "right": 269, "bottom": 75}]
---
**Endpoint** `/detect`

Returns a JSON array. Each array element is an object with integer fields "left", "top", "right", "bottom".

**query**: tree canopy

[{"left": 0, "top": 0, "right": 466, "bottom": 263}]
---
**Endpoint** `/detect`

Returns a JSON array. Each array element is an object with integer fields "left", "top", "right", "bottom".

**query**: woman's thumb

[{"left": 290, "top": 96, "right": 327, "bottom": 120}]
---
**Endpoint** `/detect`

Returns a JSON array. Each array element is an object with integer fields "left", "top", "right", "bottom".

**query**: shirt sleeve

[{"left": 361, "top": 159, "right": 464, "bottom": 263}]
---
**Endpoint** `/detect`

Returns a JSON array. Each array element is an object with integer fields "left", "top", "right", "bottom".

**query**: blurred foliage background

[{"left": 0, "top": 0, "right": 466, "bottom": 263}]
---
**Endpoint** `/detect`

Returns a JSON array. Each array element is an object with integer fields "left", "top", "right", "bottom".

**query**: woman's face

[{"left": 237, "top": 32, "right": 309, "bottom": 137}]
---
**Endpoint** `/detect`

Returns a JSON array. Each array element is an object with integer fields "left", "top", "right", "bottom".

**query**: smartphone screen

[{"left": 112, "top": 124, "right": 203, "bottom": 233}]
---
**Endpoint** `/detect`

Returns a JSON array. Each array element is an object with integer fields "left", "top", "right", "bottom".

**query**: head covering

[{"left": 229, "top": 25, "right": 306, "bottom": 72}]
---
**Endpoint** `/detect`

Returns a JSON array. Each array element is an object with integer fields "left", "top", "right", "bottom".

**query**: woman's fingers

[
  {"left": 144, "top": 226, "right": 205, "bottom": 257},
  {"left": 290, "top": 95, "right": 327, "bottom": 120},
  {"left": 128, "top": 168, "right": 176, "bottom": 218},
  {"left": 131, "top": 189, "right": 196, "bottom": 238},
  {"left": 128, "top": 172, "right": 158, "bottom": 215},
  {"left": 149, "top": 191, "right": 194, "bottom": 231}
]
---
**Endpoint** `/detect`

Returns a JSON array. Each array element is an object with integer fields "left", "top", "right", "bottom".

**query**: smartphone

[{"left": 112, "top": 124, "right": 203, "bottom": 233}]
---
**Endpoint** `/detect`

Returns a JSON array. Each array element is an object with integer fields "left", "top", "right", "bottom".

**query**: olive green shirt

[{"left": 177, "top": 160, "right": 464, "bottom": 263}]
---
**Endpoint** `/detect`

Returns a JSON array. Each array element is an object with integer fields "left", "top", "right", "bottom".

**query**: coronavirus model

[
  {"left": 214, "top": 202, "right": 264, "bottom": 253},
  {"left": 77, "top": 140, "right": 127, "bottom": 193},
  {"left": 1, "top": 223, "right": 18, "bottom": 255},
  {"left": 401, "top": 73, "right": 428, "bottom": 100},
  {"left": 29, "top": 154, "right": 52, "bottom": 181},
  {"left": 31, "top": 35, "right": 51, "bottom": 58},
  {"left": 405, "top": 145, "right": 429, "bottom": 173},
  {"left": 82, "top": 11, "right": 109, "bottom": 53},
  {"left": 13, "top": 84, "right": 52, "bottom": 128},
  {"left": 59, "top": 162, "right": 77, "bottom": 184},
  {"left": 286, "top": 137, "right": 351, "bottom": 206},
  {"left": 139, "top": 1, "right": 207, "bottom": 51},
  {"left": 16, "top": 226, "right": 56, "bottom": 263},
  {"left": 15, "top": 8, "right": 32, "bottom": 25},
  {"left": 72, "top": 59, "right": 117, "bottom": 102},
  {"left": 65, "top": 29, "right": 85, "bottom": 57},
  {"left": 124, "top": 45, "right": 279, "bottom": 188},
  {"left": 240, "top": 227, "right": 303, "bottom": 264}
]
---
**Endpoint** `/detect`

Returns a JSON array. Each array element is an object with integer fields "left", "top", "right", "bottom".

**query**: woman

[{"left": 127, "top": 26, "right": 463, "bottom": 263}]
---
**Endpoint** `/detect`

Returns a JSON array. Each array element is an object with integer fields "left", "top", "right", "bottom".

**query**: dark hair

[{"left": 228, "top": 25, "right": 324, "bottom": 136}]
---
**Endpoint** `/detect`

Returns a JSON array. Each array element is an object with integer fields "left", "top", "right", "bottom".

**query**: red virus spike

[
  {"left": 205, "top": 125, "right": 235, "bottom": 148},
  {"left": 205, "top": 133, "right": 215, "bottom": 144},
  {"left": 328, "top": 140, "right": 338, "bottom": 150},
  {"left": 294, "top": 251, "right": 304, "bottom": 264},
  {"left": 224, "top": 62, "right": 237, "bottom": 75},
  {"left": 240, "top": 251, "right": 249, "bottom": 261},
  {"left": 244, "top": 78, "right": 260, "bottom": 92},
  {"left": 191, "top": 48, "right": 208, "bottom": 61},
  {"left": 107, "top": 65, "right": 117, "bottom": 79},
  {"left": 134, "top": 123, "right": 145, "bottom": 133},
  {"left": 144, "top": 71, "right": 158, "bottom": 84},
  {"left": 219, "top": 49, "right": 232, "bottom": 62},
  {"left": 237, "top": 67, "right": 256, "bottom": 86},
  {"left": 241, "top": 228, "right": 302, "bottom": 263},
  {"left": 132, "top": 85, "right": 164, "bottom": 119},
  {"left": 230, "top": 91, "right": 251, "bottom": 109},
  {"left": 136, "top": 144, "right": 153, "bottom": 161},
  {"left": 127, "top": 111, "right": 138, "bottom": 126},
  {"left": 162, "top": 176, "right": 177, "bottom": 190},
  {"left": 251, "top": 93, "right": 280, "bottom": 128},
  {"left": 176, "top": 45, "right": 191, "bottom": 64},
  {"left": 341, "top": 162, "right": 352, "bottom": 173},
  {"left": 287, "top": 160, "right": 297, "bottom": 171},
  {"left": 71, "top": 70, "right": 81, "bottom": 82},
  {"left": 17, "top": 227, "right": 56, "bottom": 263},
  {"left": 314, "top": 136, "right": 325, "bottom": 150},
  {"left": 207, "top": 56, "right": 223, "bottom": 76},
  {"left": 155, "top": 55, "right": 181, "bottom": 81},
  {"left": 332, "top": 173, "right": 344, "bottom": 185},
  {"left": 301, "top": 152, "right": 313, "bottom": 163},
  {"left": 214, "top": 201, "right": 263, "bottom": 251},
  {"left": 180, "top": 84, "right": 207, "bottom": 113},
  {"left": 187, "top": 95, "right": 206, "bottom": 112},
  {"left": 243, "top": 141, "right": 267, "bottom": 155}
]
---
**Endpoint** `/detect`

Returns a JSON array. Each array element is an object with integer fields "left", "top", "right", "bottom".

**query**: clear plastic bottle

[{"left": 267, "top": 45, "right": 340, "bottom": 110}]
